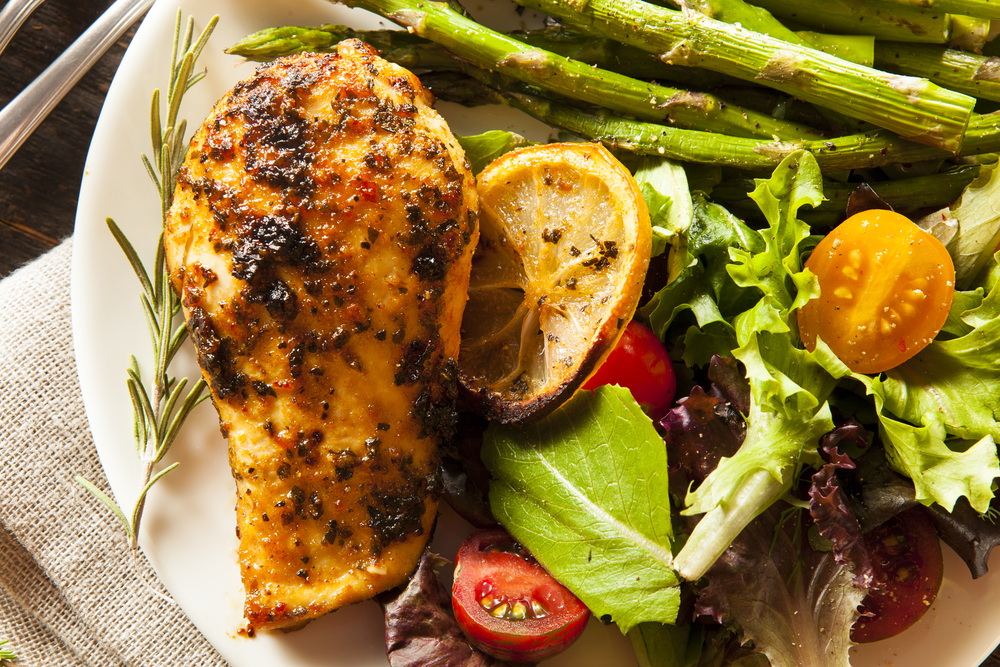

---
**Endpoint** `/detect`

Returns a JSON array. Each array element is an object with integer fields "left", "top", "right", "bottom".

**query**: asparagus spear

[
  {"left": 870, "top": 0, "right": 1000, "bottom": 20},
  {"left": 713, "top": 165, "right": 981, "bottom": 225},
  {"left": 949, "top": 14, "right": 991, "bottom": 52},
  {"left": 226, "top": 24, "right": 460, "bottom": 70},
  {"left": 227, "top": 24, "right": 741, "bottom": 88},
  {"left": 874, "top": 42, "right": 1000, "bottom": 103},
  {"left": 749, "top": 0, "right": 952, "bottom": 43},
  {"left": 797, "top": 31, "right": 874, "bottom": 68},
  {"left": 505, "top": 91, "right": 1000, "bottom": 172},
  {"left": 509, "top": 0, "right": 975, "bottom": 151},
  {"left": 680, "top": 0, "right": 875, "bottom": 66},
  {"left": 680, "top": 0, "right": 807, "bottom": 45},
  {"left": 418, "top": 71, "right": 507, "bottom": 107},
  {"left": 508, "top": 94, "right": 783, "bottom": 168},
  {"left": 326, "top": 0, "right": 823, "bottom": 140}
]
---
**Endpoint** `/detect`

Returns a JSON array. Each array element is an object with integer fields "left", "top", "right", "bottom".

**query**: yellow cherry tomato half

[{"left": 797, "top": 209, "right": 955, "bottom": 374}]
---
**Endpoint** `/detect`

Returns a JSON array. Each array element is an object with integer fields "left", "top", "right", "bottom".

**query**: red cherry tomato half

[
  {"left": 452, "top": 527, "right": 590, "bottom": 663},
  {"left": 851, "top": 507, "right": 944, "bottom": 643},
  {"left": 582, "top": 319, "right": 677, "bottom": 421}
]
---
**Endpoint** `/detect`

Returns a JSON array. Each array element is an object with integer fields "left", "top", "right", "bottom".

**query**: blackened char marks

[
  {"left": 239, "top": 81, "right": 316, "bottom": 196},
  {"left": 411, "top": 244, "right": 448, "bottom": 282},
  {"left": 405, "top": 162, "right": 474, "bottom": 282},
  {"left": 413, "top": 359, "right": 459, "bottom": 441},
  {"left": 372, "top": 97, "right": 417, "bottom": 135},
  {"left": 264, "top": 278, "right": 298, "bottom": 320},
  {"left": 366, "top": 488, "right": 426, "bottom": 556},
  {"left": 230, "top": 213, "right": 321, "bottom": 322},
  {"left": 288, "top": 340, "right": 305, "bottom": 379},
  {"left": 177, "top": 173, "right": 239, "bottom": 232},
  {"left": 231, "top": 214, "right": 318, "bottom": 283},
  {"left": 187, "top": 306, "right": 246, "bottom": 399},
  {"left": 394, "top": 339, "right": 432, "bottom": 386}
]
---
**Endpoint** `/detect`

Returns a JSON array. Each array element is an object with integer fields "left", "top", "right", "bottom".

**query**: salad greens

[
  {"left": 671, "top": 151, "right": 845, "bottom": 581},
  {"left": 632, "top": 156, "right": 694, "bottom": 262},
  {"left": 483, "top": 385, "right": 679, "bottom": 634},
  {"left": 697, "top": 503, "right": 865, "bottom": 667},
  {"left": 459, "top": 137, "right": 1000, "bottom": 664},
  {"left": 377, "top": 551, "right": 518, "bottom": 667},
  {"left": 931, "top": 160, "right": 1000, "bottom": 290}
]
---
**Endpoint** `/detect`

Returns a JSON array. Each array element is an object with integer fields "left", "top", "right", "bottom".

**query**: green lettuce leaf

[
  {"left": 851, "top": 372, "right": 998, "bottom": 513},
  {"left": 674, "top": 385, "right": 835, "bottom": 582},
  {"left": 696, "top": 504, "right": 866, "bottom": 667},
  {"left": 642, "top": 193, "right": 763, "bottom": 367},
  {"left": 628, "top": 622, "right": 690, "bottom": 667},
  {"left": 882, "top": 327, "right": 1000, "bottom": 443},
  {"left": 482, "top": 385, "right": 679, "bottom": 634},
  {"left": 632, "top": 156, "right": 694, "bottom": 261},
  {"left": 455, "top": 130, "right": 533, "bottom": 174},
  {"left": 843, "top": 279, "right": 1000, "bottom": 512},
  {"left": 674, "top": 151, "right": 845, "bottom": 582},
  {"left": 941, "top": 161, "right": 1000, "bottom": 289},
  {"left": 728, "top": 147, "right": 823, "bottom": 316},
  {"left": 941, "top": 288, "right": 985, "bottom": 337}
]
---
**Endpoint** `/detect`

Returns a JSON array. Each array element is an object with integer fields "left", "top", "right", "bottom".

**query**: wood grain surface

[
  {"left": 0, "top": 0, "right": 127, "bottom": 278},
  {"left": 1, "top": 1, "right": 999, "bottom": 665}
]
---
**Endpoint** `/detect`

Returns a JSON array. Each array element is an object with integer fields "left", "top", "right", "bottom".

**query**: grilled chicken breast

[{"left": 164, "top": 42, "right": 478, "bottom": 631}]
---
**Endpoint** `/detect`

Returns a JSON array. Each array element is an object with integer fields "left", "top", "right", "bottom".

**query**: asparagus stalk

[
  {"left": 505, "top": 93, "right": 793, "bottom": 169},
  {"left": 681, "top": 0, "right": 807, "bottom": 45},
  {"left": 680, "top": 0, "right": 876, "bottom": 67},
  {"left": 226, "top": 24, "right": 460, "bottom": 70},
  {"left": 328, "top": 0, "right": 823, "bottom": 140},
  {"left": 871, "top": 0, "right": 1000, "bottom": 20},
  {"left": 874, "top": 41, "right": 1000, "bottom": 103},
  {"left": 749, "top": 0, "right": 952, "bottom": 43},
  {"left": 949, "top": 14, "right": 991, "bottom": 52},
  {"left": 510, "top": 0, "right": 975, "bottom": 151},
  {"left": 713, "top": 165, "right": 981, "bottom": 225},
  {"left": 506, "top": 91, "right": 1000, "bottom": 171},
  {"left": 227, "top": 24, "right": 741, "bottom": 88},
  {"left": 419, "top": 71, "right": 507, "bottom": 107},
  {"left": 797, "top": 31, "right": 875, "bottom": 68},
  {"left": 710, "top": 85, "right": 832, "bottom": 129}
]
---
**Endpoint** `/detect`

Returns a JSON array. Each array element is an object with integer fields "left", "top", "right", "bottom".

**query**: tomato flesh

[
  {"left": 452, "top": 528, "right": 590, "bottom": 662},
  {"left": 797, "top": 210, "right": 954, "bottom": 374},
  {"left": 582, "top": 319, "right": 677, "bottom": 420},
  {"left": 851, "top": 507, "right": 944, "bottom": 643}
]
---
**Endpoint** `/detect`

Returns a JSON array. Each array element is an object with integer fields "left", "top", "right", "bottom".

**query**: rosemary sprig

[
  {"left": 76, "top": 11, "right": 218, "bottom": 550},
  {"left": 0, "top": 638, "right": 16, "bottom": 663}
]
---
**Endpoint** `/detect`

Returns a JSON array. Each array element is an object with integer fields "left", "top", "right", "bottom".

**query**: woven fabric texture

[{"left": 0, "top": 239, "right": 226, "bottom": 667}]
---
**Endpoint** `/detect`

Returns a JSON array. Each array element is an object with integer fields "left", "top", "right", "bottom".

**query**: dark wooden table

[
  {"left": 0, "top": 0, "right": 130, "bottom": 278},
  {"left": 2, "top": 1, "right": 1000, "bottom": 665}
]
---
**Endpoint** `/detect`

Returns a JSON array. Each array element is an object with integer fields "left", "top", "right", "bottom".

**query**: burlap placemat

[{"left": 0, "top": 239, "right": 226, "bottom": 667}]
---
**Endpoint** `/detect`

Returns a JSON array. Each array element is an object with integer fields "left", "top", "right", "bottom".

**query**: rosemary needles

[
  {"left": 76, "top": 10, "right": 218, "bottom": 550},
  {"left": 0, "top": 638, "right": 16, "bottom": 664}
]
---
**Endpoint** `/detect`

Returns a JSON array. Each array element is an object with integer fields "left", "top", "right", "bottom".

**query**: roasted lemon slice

[{"left": 458, "top": 142, "right": 652, "bottom": 423}]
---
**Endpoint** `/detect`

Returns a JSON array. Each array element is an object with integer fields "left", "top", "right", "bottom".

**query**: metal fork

[
  {"left": 0, "top": 0, "right": 154, "bottom": 172},
  {"left": 0, "top": 0, "right": 47, "bottom": 56}
]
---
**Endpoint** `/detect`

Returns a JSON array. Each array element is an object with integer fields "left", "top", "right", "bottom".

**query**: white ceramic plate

[{"left": 71, "top": 1, "right": 1000, "bottom": 665}]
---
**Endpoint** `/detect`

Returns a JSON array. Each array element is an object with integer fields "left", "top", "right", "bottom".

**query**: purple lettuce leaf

[
  {"left": 841, "top": 448, "right": 918, "bottom": 533},
  {"left": 693, "top": 625, "right": 769, "bottom": 667},
  {"left": 376, "top": 551, "right": 522, "bottom": 667},
  {"left": 661, "top": 387, "right": 744, "bottom": 487},
  {"left": 660, "top": 356, "right": 748, "bottom": 502},
  {"left": 706, "top": 355, "right": 750, "bottom": 418},
  {"left": 695, "top": 504, "right": 867, "bottom": 667},
  {"left": 926, "top": 497, "right": 1000, "bottom": 579},
  {"left": 808, "top": 420, "right": 873, "bottom": 586}
]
